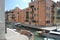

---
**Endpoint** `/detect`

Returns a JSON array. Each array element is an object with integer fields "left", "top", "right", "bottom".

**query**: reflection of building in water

[{"left": 44, "top": 38, "right": 54, "bottom": 40}]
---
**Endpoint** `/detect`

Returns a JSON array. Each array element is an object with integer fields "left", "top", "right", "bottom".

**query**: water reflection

[
  {"left": 44, "top": 38, "right": 54, "bottom": 40},
  {"left": 44, "top": 37, "right": 60, "bottom": 40},
  {"left": 6, "top": 24, "right": 60, "bottom": 40},
  {"left": 18, "top": 26, "right": 60, "bottom": 40}
]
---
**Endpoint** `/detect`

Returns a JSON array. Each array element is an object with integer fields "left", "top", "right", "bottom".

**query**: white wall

[{"left": 0, "top": 0, "right": 5, "bottom": 39}]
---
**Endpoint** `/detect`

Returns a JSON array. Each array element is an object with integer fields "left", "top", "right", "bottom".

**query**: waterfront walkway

[
  {"left": 5, "top": 28, "right": 29, "bottom": 40},
  {"left": 22, "top": 24, "right": 60, "bottom": 31}
]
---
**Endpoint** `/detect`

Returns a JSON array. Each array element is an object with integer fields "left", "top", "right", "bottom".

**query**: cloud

[
  {"left": 16, "top": 4, "right": 20, "bottom": 7},
  {"left": 15, "top": 4, "right": 21, "bottom": 8},
  {"left": 22, "top": 0, "right": 27, "bottom": 2},
  {"left": 22, "top": 0, "right": 30, "bottom": 2},
  {"left": 53, "top": 0, "right": 60, "bottom": 2}
]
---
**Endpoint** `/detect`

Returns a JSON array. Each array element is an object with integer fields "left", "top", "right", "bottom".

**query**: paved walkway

[{"left": 5, "top": 28, "right": 29, "bottom": 40}]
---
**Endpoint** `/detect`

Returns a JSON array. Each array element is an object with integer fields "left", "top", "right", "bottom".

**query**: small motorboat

[{"left": 20, "top": 29, "right": 34, "bottom": 40}]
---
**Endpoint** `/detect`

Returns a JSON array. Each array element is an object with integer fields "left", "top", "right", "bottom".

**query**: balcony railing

[
  {"left": 30, "top": 5, "right": 34, "bottom": 8},
  {"left": 11, "top": 16, "right": 15, "bottom": 19},
  {"left": 25, "top": 20, "right": 29, "bottom": 22},
  {"left": 32, "top": 20, "right": 37, "bottom": 23}
]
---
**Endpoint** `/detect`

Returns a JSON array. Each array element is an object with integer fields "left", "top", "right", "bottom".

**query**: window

[
  {"left": 52, "top": 17, "right": 54, "bottom": 19},
  {"left": 57, "top": 17, "right": 60, "bottom": 19},
  {"left": 46, "top": 0, "right": 51, "bottom": 5},
  {"left": 30, "top": 5, "right": 34, "bottom": 8},
  {"left": 37, "top": 8, "right": 39, "bottom": 10},
  {"left": 33, "top": 14, "right": 36, "bottom": 17},
  {"left": 17, "top": 12, "right": 19, "bottom": 14},
  {"left": 46, "top": 13, "right": 50, "bottom": 17},
  {"left": 57, "top": 9, "right": 60, "bottom": 15},
  {"left": 33, "top": 8, "right": 39, "bottom": 11},
  {"left": 32, "top": 15, "right": 34, "bottom": 19},
  {"left": 46, "top": 7, "right": 50, "bottom": 10},
  {"left": 26, "top": 12, "right": 29, "bottom": 19},
  {"left": 25, "top": 20, "right": 29, "bottom": 22},
  {"left": 34, "top": 8, "right": 36, "bottom": 11},
  {"left": 31, "top": 14, "right": 36, "bottom": 19},
  {"left": 11, "top": 15, "right": 15, "bottom": 19},
  {"left": 31, "top": 0, "right": 34, "bottom": 2},
  {"left": 46, "top": 20, "right": 50, "bottom": 23},
  {"left": 32, "top": 20, "right": 36, "bottom": 23}
]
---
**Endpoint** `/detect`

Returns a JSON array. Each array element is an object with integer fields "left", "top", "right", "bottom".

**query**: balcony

[
  {"left": 9, "top": 11, "right": 13, "bottom": 13},
  {"left": 30, "top": 5, "right": 34, "bottom": 8},
  {"left": 25, "top": 20, "right": 29, "bottom": 22},
  {"left": 57, "top": 17, "right": 60, "bottom": 19},
  {"left": 30, "top": 16, "right": 34, "bottom": 19},
  {"left": 30, "top": 11, "right": 34, "bottom": 14},
  {"left": 11, "top": 16, "right": 15, "bottom": 19},
  {"left": 32, "top": 20, "right": 37, "bottom": 23},
  {"left": 29, "top": 3, "right": 34, "bottom": 8},
  {"left": 29, "top": 1, "right": 34, "bottom": 8}
]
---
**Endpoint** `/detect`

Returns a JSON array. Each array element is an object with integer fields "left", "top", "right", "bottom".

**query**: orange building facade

[
  {"left": 6, "top": 0, "right": 53, "bottom": 26},
  {"left": 21, "top": 0, "right": 53, "bottom": 26}
]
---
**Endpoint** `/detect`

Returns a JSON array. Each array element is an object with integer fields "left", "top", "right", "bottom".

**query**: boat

[
  {"left": 20, "top": 29, "right": 34, "bottom": 40},
  {"left": 49, "top": 31, "right": 60, "bottom": 36}
]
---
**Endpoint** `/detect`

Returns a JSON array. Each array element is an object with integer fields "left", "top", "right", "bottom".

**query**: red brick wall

[{"left": 11, "top": 0, "right": 52, "bottom": 26}]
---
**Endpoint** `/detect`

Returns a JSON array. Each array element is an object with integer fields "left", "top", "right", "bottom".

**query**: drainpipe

[
  {"left": 45, "top": 0, "right": 46, "bottom": 27},
  {"left": 38, "top": 1, "right": 39, "bottom": 26}
]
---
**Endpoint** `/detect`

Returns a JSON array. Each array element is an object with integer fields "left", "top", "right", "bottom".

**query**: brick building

[
  {"left": 5, "top": 10, "right": 14, "bottom": 23},
  {"left": 6, "top": 0, "right": 54, "bottom": 26},
  {"left": 22, "top": 0, "right": 53, "bottom": 26},
  {"left": 56, "top": 1, "right": 60, "bottom": 7},
  {"left": 53, "top": 7, "right": 60, "bottom": 25},
  {"left": 52, "top": 1, "right": 60, "bottom": 26},
  {"left": 5, "top": 7, "right": 21, "bottom": 23}
]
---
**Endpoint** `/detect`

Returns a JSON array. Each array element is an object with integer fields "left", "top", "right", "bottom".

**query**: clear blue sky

[
  {"left": 5, "top": 0, "right": 31, "bottom": 11},
  {"left": 5, "top": 0, "right": 60, "bottom": 11}
]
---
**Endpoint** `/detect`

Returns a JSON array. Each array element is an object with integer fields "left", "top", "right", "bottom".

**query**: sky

[{"left": 5, "top": 0, "right": 60, "bottom": 11}]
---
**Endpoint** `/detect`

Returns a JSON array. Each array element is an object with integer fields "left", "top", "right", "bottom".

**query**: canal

[
  {"left": 6, "top": 23, "right": 60, "bottom": 40},
  {"left": 19, "top": 26, "right": 44, "bottom": 40},
  {"left": 18, "top": 26, "right": 59, "bottom": 40}
]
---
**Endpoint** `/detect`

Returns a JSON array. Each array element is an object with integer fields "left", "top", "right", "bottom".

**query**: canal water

[
  {"left": 6, "top": 24, "right": 60, "bottom": 40},
  {"left": 18, "top": 26, "right": 56, "bottom": 40},
  {"left": 19, "top": 26, "right": 44, "bottom": 40}
]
